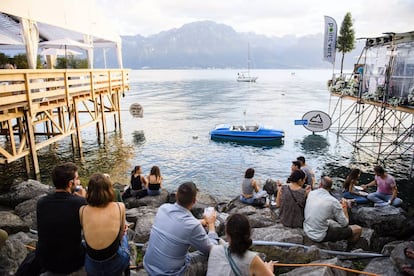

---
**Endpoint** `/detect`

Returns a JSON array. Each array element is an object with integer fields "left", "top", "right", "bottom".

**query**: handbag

[
  {"left": 252, "top": 196, "right": 266, "bottom": 207},
  {"left": 224, "top": 245, "right": 242, "bottom": 276}
]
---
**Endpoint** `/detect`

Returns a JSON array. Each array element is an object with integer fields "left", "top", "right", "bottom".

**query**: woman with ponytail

[{"left": 207, "top": 213, "right": 274, "bottom": 276}]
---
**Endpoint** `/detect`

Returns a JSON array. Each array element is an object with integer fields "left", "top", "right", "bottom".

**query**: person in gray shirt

[{"left": 143, "top": 182, "right": 218, "bottom": 276}]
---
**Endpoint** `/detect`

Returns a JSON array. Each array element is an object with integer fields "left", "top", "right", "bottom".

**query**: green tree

[
  {"left": 337, "top": 12, "right": 355, "bottom": 74},
  {"left": 56, "top": 57, "right": 88, "bottom": 69}
]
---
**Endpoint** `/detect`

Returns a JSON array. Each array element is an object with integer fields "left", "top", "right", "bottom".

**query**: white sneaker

[{"left": 374, "top": 202, "right": 390, "bottom": 207}]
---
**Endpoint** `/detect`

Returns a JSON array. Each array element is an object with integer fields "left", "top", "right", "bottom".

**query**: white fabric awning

[
  {"left": 0, "top": 0, "right": 123, "bottom": 68},
  {"left": 0, "top": 0, "right": 120, "bottom": 45}
]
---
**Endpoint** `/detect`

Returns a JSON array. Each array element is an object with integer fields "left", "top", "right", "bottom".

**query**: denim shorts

[{"left": 84, "top": 235, "right": 130, "bottom": 276}]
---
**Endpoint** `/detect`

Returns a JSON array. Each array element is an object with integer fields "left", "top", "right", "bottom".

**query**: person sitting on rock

[
  {"left": 80, "top": 173, "right": 130, "bottom": 275},
  {"left": 207, "top": 213, "right": 274, "bottom": 276},
  {"left": 276, "top": 170, "right": 310, "bottom": 228},
  {"left": 143, "top": 182, "right": 218, "bottom": 275},
  {"left": 287, "top": 161, "right": 301, "bottom": 183},
  {"left": 296, "top": 156, "right": 315, "bottom": 188},
  {"left": 361, "top": 165, "right": 403, "bottom": 207},
  {"left": 36, "top": 162, "right": 87, "bottom": 274},
  {"left": 146, "top": 165, "right": 163, "bottom": 196},
  {"left": 122, "top": 165, "right": 148, "bottom": 200},
  {"left": 342, "top": 168, "right": 369, "bottom": 204},
  {"left": 304, "top": 176, "right": 362, "bottom": 243},
  {"left": 239, "top": 168, "right": 268, "bottom": 206}
]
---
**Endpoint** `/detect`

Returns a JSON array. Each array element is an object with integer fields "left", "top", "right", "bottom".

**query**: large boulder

[
  {"left": 126, "top": 206, "right": 158, "bottom": 243},
  {"left": 0, "top": 233, "right": 28, "bottom": 275},
  {"left": 0, "top": 180, "right": 51, "bottom": 208},
  {"left": 351, "top": 206, "right": 407, "bottom": 236},
  {"left": 14, "top": 195, "right": 43, "bottom": 230},
  {"left": 124, "top": 189, "right": 169, "bottom": 209},
  {"left": 250, "top": 224, "right": 320, "bottom": 263},
  {"left": 278, "top": 257, "right": 348, "bottom": 276},
  {"left": 229, "top": 205, "right": 276, "bottom": 228},
  {"left": 0, "top": 211, "right": 29, "bottom": 235},
  {"left": 388, "top": 241, "right": 414, "bottom": 275},
  {"left": 362, "top": 256, "right": 400, "bottom": 276}
]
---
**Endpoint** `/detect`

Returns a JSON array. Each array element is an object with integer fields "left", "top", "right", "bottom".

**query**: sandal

[{"left": 405, "top": 247, "right": 414, "bottom": 260}]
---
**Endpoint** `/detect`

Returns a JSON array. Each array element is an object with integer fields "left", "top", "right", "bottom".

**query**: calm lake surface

[{"left": 0, "top": 69, "right": 413, "bottom": 207}]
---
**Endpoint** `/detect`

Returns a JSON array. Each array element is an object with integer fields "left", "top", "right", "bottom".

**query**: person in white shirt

[{"left": 303, "top": 176, "right": 362, "bottom": 243}]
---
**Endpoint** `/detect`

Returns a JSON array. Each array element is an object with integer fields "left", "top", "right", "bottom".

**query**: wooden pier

[{"left": 0, "top": 69, "right": 129, "bottom": 175}]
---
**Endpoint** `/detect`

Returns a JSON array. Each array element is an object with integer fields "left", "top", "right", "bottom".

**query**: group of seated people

[
  {"left": 239, "top": 159, "right": 403, "bottom": 244},
  {"left": 121, "top": 165, "right": 163, "bottom": 200},
  {"left": 17, "top": 158, "right": 405, "bottom": 276}
]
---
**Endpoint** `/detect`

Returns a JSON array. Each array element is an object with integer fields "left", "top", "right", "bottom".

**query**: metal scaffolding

[{"left": 328, "top": 31, "right": 414, "bottom": 176}]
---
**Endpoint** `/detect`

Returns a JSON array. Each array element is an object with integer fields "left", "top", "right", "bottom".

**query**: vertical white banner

[{"left": 323, "top": 16, "right": 337, "bottom": 64}]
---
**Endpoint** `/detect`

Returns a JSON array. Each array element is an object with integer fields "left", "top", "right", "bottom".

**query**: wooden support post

[
  {"left": 7, "top": 119, "right": 16, "bottom": 156},
  {"left": 25, "top": 111, "right": 39, "bottom": 175},
  {"left": 100, "top": 93, "right": 107, "bottom": 134},
  {"left": 17, "top": 117, "right": 31, "bottom": 175},
  {"left": 117, "top": 90, "right": 122, "bottom": 133},
  {"left": 73, "top": 98, "right": 83, "bottom": 155}
]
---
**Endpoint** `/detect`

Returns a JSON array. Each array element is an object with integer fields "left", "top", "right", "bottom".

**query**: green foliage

[
  {"left": 12, "top": 54, "right": 29, "bottom": 69},
  {"left": 337, "top": 12, "right": 355, "bottom": 74},
  {"left": 56, "top": 57, "right": 88, "bottom": 69},
  {"left": 0, "top": 53, "right": 42, "bottom": 69},
  {"left": 0, "top": 52, "right": 11, "bottom": 65}
]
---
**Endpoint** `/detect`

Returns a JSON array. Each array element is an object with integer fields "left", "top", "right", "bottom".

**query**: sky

[{"left": 98, "top": 0, "right": 414, "bottom": 38}]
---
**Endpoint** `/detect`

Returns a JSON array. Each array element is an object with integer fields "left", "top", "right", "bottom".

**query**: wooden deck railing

[{"left": 0, "top": 68, "right": 130, "bottom": 175}]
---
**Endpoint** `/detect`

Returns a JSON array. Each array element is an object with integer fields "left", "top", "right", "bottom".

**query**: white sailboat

[{"left": 237, "top": 43, "right": 258, "bottom": 82}]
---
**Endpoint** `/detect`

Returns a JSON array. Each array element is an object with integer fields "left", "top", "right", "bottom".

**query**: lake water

[{"left": 0, "top": 69, "right": 413, "bottom": 207}]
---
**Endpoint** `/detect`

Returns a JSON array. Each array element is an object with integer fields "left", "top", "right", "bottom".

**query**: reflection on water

[
  {"left": 0, "top": 69, "right": 412, "bottom": 209},
  {"left": 299, "top": 134, "right": 330, "bottom": 153},
  {"left": 132, "top": 130, "right": 146, "bottom": 145}
]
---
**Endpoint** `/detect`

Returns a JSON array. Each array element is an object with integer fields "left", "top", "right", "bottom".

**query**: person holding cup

[
  {"left": 303, "top": 176, "right": 362, "bottom": 243},
  {"left": 144, "top": 182, "right": 219, "bottom": 275}
]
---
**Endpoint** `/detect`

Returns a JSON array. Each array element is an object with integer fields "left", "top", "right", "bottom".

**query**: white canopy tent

[{"left": 0, "top": 0, "right": 123, "bottom": 68}]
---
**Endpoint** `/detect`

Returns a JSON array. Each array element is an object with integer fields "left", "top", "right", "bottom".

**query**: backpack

[{"left": 263, "top": 179, "right": 277, "bottom": 196}]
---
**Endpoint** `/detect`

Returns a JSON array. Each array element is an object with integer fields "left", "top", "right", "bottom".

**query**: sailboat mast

[{"left": 247, "top": 42, "right": 251, "bottom": 78}]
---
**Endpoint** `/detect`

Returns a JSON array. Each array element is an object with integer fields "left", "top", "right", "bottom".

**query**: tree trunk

[{"left": 340, "top": 52, "right": 345, "bottom": 75}]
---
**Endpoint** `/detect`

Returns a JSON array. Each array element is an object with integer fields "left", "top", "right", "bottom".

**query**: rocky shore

[{"left": 1, "top": 179, "right": 414, "bottom": 275}]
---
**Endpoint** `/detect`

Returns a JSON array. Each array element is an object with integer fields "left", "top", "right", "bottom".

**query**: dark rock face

[
  {"left": 0, "top": 180, "right": 413, "bottom": 275},
  {"left": 0, "top": 180, "right": 51, "bottom": 208}
]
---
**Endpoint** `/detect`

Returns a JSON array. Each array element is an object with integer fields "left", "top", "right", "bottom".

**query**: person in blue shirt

[{"left": 143, "top": 182, "right": 218, "bottom": 276}]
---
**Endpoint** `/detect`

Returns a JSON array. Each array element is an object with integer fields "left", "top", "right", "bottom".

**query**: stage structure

[{"left": 328, "top": 31, "right": 414, "bottom": 176}]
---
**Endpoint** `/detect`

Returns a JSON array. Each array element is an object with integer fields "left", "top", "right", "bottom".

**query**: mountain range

[{"left": 100, "top": 20, "right": 364, "bottom": 70}]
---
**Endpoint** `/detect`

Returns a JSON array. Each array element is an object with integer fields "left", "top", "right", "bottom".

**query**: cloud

[{"left": 98, "top": 0, "right": 414, "bottom": 37}]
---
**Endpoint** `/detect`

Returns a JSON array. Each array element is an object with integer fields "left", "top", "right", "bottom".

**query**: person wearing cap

[
  {"left": 36, "top": 162, "right": 87, "bottom": 274},
  {"left": 296, "top": 156, "right": 315, "bottom": 188},
  {"left": 303, "top": 176, "right": 362, "bottom": 243},
  {"left": 143, "top": 182, "right": 219, "bottom": 275}
]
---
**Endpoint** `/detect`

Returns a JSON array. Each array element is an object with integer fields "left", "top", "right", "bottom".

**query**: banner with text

[{"left": 323, "top": 16, "right": 337, "bottom": 65}]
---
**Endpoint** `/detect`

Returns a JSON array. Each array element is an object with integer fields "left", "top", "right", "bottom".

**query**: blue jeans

[
  {"left": 147, "top": 189, "right": 161, "bottom": 196},
  {"left": 343, "top": 192, "right": 369, "bottom": 204},
  {"left": 84, "top": 235, "right": 130, "bottom": 276},
  {"left": 367, "top": 192, "right": 403, "bottom": 206},
  {"left": 239, "top": 195, "right": 255, "bottom": 204}
]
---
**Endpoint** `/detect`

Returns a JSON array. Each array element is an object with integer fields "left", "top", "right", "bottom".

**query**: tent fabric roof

[{"left": 0, "top": 0, "right": 120, "bottom": 48}]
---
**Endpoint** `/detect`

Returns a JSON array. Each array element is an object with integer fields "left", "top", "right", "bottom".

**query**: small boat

[
  {"left": 210, "top": 124, "right": 284, "bottom": 145},
  {"left": 237, "top": 73, "right": 258, "bottom": 82}
]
